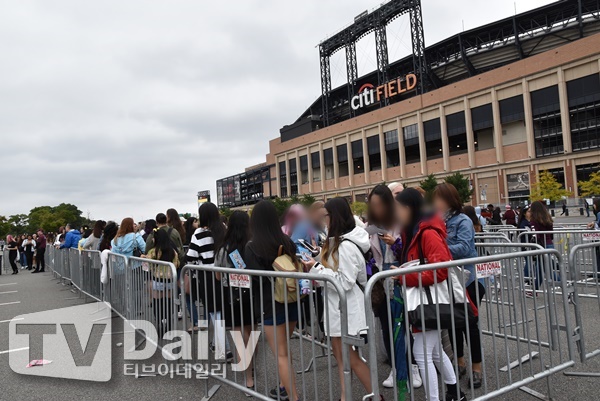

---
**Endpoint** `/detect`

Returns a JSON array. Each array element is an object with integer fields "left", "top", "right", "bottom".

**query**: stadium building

[{"left": 217, "top": 0, "right": 600, "bottom": 208}]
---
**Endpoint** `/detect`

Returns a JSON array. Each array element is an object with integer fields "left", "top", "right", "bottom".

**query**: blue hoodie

[
  {"left": 60, "top": 230, "right": 82, "bottom": 249},
  {"left": 111, "top": 233, "right": 145, "bottom": 257}
]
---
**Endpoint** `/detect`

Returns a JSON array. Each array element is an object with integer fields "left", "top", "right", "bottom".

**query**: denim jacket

[{"left": 445, "top": 213, "right": 481, "bottom": 287}]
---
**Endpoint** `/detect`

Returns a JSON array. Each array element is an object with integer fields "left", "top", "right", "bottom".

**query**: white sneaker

[
  {"left": 382, "top": 370, "right": 394, "bottom": 388},
  {"left": 411, "top": 364, "right": 423, "bottom": 389}
]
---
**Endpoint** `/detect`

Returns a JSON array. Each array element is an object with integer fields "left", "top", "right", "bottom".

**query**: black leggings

[
  {"left": 9, "top": 252, "right": 18, "bottom": 272},
  {"left": 36, "top": 248, "right": 46, "bottom": 271},
  {"left": 449, "top": 281, "right": 486, "bottom": 363},
  {"left": 25, "top": 252, "right": 34, "bottom": 268}
]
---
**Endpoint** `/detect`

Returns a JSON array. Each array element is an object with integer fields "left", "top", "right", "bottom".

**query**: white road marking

[
  {"left": 0, "top": 301, "right": 21, "bottom": 306},
  {"left": 0, "top": 283, "right": 17, "bottom": 287},
  {"left": 0, "top": 290, "right": 18, "bottom": 295},
  {"left": 0, "top": 347, "right": 29, "bottom": 355},
  {"left": 0, "top": 318, "right": 24, "bottom": 324}
]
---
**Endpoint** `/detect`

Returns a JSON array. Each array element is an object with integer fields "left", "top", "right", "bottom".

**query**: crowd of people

[{"left": 3, "top": 190, "right": 600, "bottom": 401}]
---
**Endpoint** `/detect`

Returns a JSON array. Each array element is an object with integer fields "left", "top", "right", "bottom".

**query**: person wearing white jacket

[{"left": 303, "top": 197, "right": 379, "bottom": 401}]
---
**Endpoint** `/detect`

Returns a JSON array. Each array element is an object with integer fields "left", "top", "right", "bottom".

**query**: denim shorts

[{"left": 263, "top": 304, "right": 299, "bottom": 326}]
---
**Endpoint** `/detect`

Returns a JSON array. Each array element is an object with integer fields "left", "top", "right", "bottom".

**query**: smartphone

[
  {"left": 298, "top": 239, "right": 319, "bottom": 255},
  {"left": 377, "top": 232, "right": 385, "bottom": 237}
]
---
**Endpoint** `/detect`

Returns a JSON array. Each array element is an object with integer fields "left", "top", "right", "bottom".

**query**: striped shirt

[{"left": 186, "top": 228, "right": 215, "bottom": 265}]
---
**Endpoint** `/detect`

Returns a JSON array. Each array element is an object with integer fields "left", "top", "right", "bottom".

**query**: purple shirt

[{"left": 37, "top": 234, "right": 47, "bottom": 249}]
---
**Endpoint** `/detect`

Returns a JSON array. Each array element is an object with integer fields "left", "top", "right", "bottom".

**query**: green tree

[
  {"left": 578, "top": 170, "right": 600, "bottom": 197},
  {"left": 271, "top": 197, "right": 292, "bottom": 218},
  {"left": 219, "top": 207, "right": 233, "bottom": 220},
  {"left": 530, "top": 170, "right": 572, "bottom": 202},
  {"left": 350, "top": 201, "right": 368, "bottom": 218},
  {"left": 8, "top": 214, "right": 28, "bottom": 235},
  {"left": 299, "top": 194, "right": 317, "bottom": 207},
  {"left": 0, "top": 215, "right": 11, "bottom": 239},
  {"left": 419, "top": 174, "right": 438, "bottom": 202},
  {"left": 444, "top": 172, "right": 474, "bottom": 204}
]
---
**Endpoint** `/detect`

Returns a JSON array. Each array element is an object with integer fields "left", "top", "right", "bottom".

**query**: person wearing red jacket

[{"left": 393, "top": 188, "right": 467, "bottom": 401}]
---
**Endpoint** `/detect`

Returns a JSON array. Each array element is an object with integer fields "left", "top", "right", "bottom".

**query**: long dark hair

[
  {"left": 463, "top": 205, "right": 481, "bottom": 231},
  {"left": 518, "top": 206, "right": 530, "bottom": 224},
  {"left": 143, "top": 219, "right": 157, "bottom": 241},
  {"left": 395, "top": 188, "right": 424, "bottom": 263},
  {"left": 184, "top": 217, "right": 198, "bottom": 245},
  {"left": 92, "top": 220, "right": 106, "bottom": 238},
  {"left": 530, "top": 200, "right": 553, "bottom": 227},
  {"left": 218, "top": 211, "right": 250, "bottom": 258},
  {"left": 198, "top": 202, "right": 225, "bottom": 252},
  {"left": 166, "top": 208, "right": 186, "bottom": 242},
  {"left": 367, "top": 184, "right": 396, "bottom": 229},
  {"left": 250, "top": 200, "right": 297, "bottom": 261},
  {"left": 322, "top": 198, "right": 355, "bottom": 270},
  {"left": 593, "top": 198, "right": 600, "bottom": 214},
  {"left": 434, "top": 183, "right": 463, "bottom": 213},
  {"left": 99, "top": 222, "right": 118, "bottom": 252},
  {"left": 152, "top": 228, "right": 175, "bottom": 262}
]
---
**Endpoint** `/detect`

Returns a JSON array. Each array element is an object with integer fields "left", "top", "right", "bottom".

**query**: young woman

[
  {"left": 463, "top": 206, "right": 483, "bottom": 233},
  {"left": 433, "top": 183, "right": 484, "bottom": 389},
  {"left": 303, "top": 198, "right": 376, "bottom": 401},
  {"left": 395, "top": 188, "right": 467, "bottom": 401},
  {"left": 145, "top": 228, "right": 179, "bottom": 335},
  {"left": 78, "top": 229, "right": 92, "bottom": 250},
  {"left": 527, "top": 201, "right": 556, "bottom": 296},
  {"left": 588, "top": 199, "right": 600, "bottom": 275},
  {"left": 22, "top": 235, "right": 36, "bottom": 270},
  {"left": 184, "top": 217, "right": 199, "bottom": 246},
  {"left": 186, "top": 202, "right": 225, "bottom": 332},
  {"left": 143, "top": 219, "right": 157, "bottom": 242},
  {"left": 84, "top": 220, "right": 106, "bottom": 250},
  {"left": 167, "top": 208, "right": 186, "bottom": 246},
  {"left": 111, "top": 218, "right": 146, "bottom": 257},
  {"left": 367, "top": 184, "right": 412, "bottom": 388},
  {"left": 18, "top": 235, "right": 27, "bottom": 269},
  {"left": 215, "top": 210, "right": 255, "bottom": 392},
  {"left": 245, "top": 200, "right": 300, "bottom": 401},
  {"left": 100, "top": 222, "right": 118, "bottom": 285},
  {"left": 6, "top": 235, "right": 19, "bottom": 274}
]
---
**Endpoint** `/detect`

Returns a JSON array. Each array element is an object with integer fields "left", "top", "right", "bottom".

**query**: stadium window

[
  {"left": 299, "top": 155, "right": 308, "bottom": 184},
  {"left": 279, "top": 161, "right": 287, "bottom": 198},
  {"left": 337, "top": 144, "right": 349, "bottom": 177},
  {"left": 351, "top": 139, "right": 364, "bottom": 174},
  {"left": 531, "top": 85, "right": 563, "bottom": 157},
  {"left": 500, "top": 95, "right": 525, "bottom": 123},
  {"left": 576, "top": 163, "right": 599, "bottom": 184},
  {"left": 471, "top": 103, "right": 495, "bottom": 151},
  {"left": 289, "top": 159, "right": 298, "bottom": 196},
  {"left": 567, "top": 74, "right": 600, "bottom": 152},
  {"left": 424, "top": 118, "right": 442, "bottom": 160},
  {"left": 446, "top": 111, "right": 468, "bottom": 156},
  {"left": 403, "top": 124, "right": 420, "bottom": 164},
  {"left": 547, "top": 167, "right": 566, "bottom": 188},
  {"left": 323, "top": 148, "right": 334, "bottom": 180},
  {"left": 384, "top": 129, "right": 400, "bottom": 167},
  {"left": 311, "top": 151, "right": 321, "bottom": 182},
  {"left": 367, "top": 135, "right": 382, "bottom": 171}
]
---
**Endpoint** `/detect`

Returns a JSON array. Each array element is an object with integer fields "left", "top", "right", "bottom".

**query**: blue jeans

[{"left": 186, "top": 297, "right": 199, "bottom": 327}]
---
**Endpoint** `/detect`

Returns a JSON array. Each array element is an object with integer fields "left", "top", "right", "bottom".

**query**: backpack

[
  {"left": 149, "top": 249, "right": 178, "bottom": 280},
  {"left": 341, "top": 239, "right": 387, "bottom": 315},
  {"left": 272, "top": 245, "right": 303, "bottom": 303}
]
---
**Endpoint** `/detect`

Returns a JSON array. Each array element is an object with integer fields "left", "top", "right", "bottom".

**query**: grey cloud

[{"left": 0, "top": 0, "right": 552, "bottom": 220}]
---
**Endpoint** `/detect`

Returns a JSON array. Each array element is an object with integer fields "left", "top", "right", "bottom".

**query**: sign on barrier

[{"left": 475, "top": 261, "right": 502, "bottom": 278}]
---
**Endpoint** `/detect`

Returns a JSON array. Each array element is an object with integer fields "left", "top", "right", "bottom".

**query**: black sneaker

[
  {"left": 268, "top": 386, "right": 288, "bottom": 400},
  {"left": 446, "top": 391, "right": 467, "bottom": 401},
  {"left": 468, "top": 371, "right": 482, "bottom": 389}
]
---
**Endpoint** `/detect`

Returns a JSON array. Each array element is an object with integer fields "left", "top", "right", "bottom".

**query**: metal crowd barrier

[
  {"left": 517, "top": 230, "right": 600, "bottom": 269},
  {"left": 179, "top": 264, "right": 352, "bottom": 401},
  {"left": 68, "top": 248, "right": 83, "bottom": 290},
  {"left": 363, "top": 249, "right": 576, "bottom": 401},
  {"left": 565, "top": 242, "right": 600, "bottom": 380},
  {"left": 81, "top": 250, "right": 103, "bottom": 301}
]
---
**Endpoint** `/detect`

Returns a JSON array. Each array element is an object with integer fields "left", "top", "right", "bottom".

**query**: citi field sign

[{"left": 351, "top": 73, "right": 417, "bottom": 111}]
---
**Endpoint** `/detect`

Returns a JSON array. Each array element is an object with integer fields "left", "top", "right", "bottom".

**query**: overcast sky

[{"left": 0, "top": 0, "right": 553, "bottom": 222}]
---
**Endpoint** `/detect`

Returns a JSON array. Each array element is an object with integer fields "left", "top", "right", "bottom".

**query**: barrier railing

[
  {"left": 363, "top": 249, "right": 576, "bottom": 401},
  {"left": 517, "top": 230, "right": 600, "bottom": 267},
  {"left": 108, "top": 252, "right": 129, "bottom": 320},
  {"left": 179, "top": 263, "right": 353, "bottom": 401},
  {"left": 81, "top": 250, "right": 103, "bottom": 301}
]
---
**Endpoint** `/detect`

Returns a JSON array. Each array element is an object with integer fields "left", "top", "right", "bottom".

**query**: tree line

[{"left": 0, "top": 203, "right": 88, "bottom": 238}]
